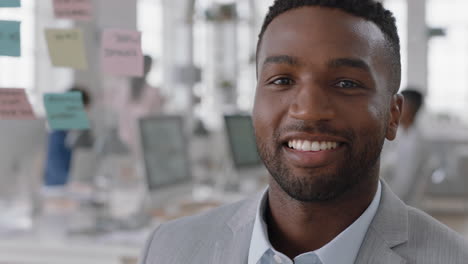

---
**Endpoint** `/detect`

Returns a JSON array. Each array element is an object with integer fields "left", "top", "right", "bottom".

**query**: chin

[{"left": 272, "top": 166, "right": 361, "bottom": 202}]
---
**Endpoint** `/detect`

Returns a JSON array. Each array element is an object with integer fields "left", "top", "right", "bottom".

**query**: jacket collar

[
  {"left": 209, "top": 193, "right": 261, "bottom": 264},
  {"left": 370, "top": 180, "right": 408, "bottom": 247},
  {"left": 227, "top": 181, "right": 409, "bottom": 245},
  {"left": 219, "top": 181, "right": 409, "bottom": 264},
  {"left": 227, "top": 192, "right": 262, "bottom": 233},
  {"left": 355, "top": 180, "right": 408, "bottom": 263}
]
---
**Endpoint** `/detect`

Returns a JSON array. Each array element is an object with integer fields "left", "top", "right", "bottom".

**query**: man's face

[{"left": 253, "top": 7, "right": 402, "bottom": 202}]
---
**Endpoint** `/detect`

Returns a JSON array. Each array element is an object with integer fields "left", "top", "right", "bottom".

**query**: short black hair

[
  {"left": 401, "top": 89, "right": 423, "bottom": 114},
  {"left": 257, "top": 0, "right": 401, "bottom": 94},
  {"left": 69, "top": 85, "right": 91, "bottom": 107},
  {"left": 144, "top": 54, "right": 153, "bottom": 74}
]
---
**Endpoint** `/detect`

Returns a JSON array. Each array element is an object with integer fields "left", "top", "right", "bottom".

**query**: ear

[{"left": 385, "top": 94, "right": 403, "bottom": 141}]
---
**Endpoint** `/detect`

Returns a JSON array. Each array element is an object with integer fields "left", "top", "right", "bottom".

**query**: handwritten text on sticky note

[
  {"left": 43, "top": 92, "right": 90, "bottom": 130},
  {"left": 0, "top": 88, "right": 35, "bottom": 120},
  {"left": 0, "top": 0, "right": 20, "bottom": 7},
  {"left": 0, "top": 20, "right": 20, "bottom": 57},
  {"left": 53, "top": 0, "right": 92, "bottom": 21},
  {"left": 101, "top": 29, "right": 143, "bottom": 77},
  {"left": 45, "top": 28, "right": 88, "bottom": 69}
]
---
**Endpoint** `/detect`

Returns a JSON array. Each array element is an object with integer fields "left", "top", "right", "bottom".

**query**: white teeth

[
  {"left": 296, "top": 140, "right": 302, "bottom": 150},
  {"left": 288, "top": 140, "right": 339, "bottom": 151},
  {"left": 311, "top": 142, "right": 320, "bottom": 151},
  {"left": 292, "top": 140, "right": 300, "bottom": 150},
  {"left": 302, "top": 141, "right": 311, "bottom": 151},
  {"left": 320, "top": 142, "right": 328, "bottom": 150}
]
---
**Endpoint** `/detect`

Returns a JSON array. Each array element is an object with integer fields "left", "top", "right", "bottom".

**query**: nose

[{"left": 288, "top": 82, "right": 336, "bottom": 121}]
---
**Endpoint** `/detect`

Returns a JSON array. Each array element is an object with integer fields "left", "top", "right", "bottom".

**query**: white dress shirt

[{"left": 248, "top": 182, "right": 382, "bottom": 264}]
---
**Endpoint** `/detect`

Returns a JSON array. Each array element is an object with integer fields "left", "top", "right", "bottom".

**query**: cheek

[
  {"left": 368, "top": 103, "right": 385, "bottom": 124},
  {"left": 253, "top": 97, "right": 271, "bottom": 140},
  {"left": 253, "top": 90, "right": 289, "bottom": 135},
  {"left": 336, "top": 97, "right": 385, "bottom": 133},
  {"left": 366, "top": 99, "right": 389, "bottom": 137}
]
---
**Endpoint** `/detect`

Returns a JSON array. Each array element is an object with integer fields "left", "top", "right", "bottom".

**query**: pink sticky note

[
  {"left": 53, "top": 0, "right": 92, "bottom": 21},
  {"left": 0, "top": 88, "right": 36, "bottom": 120},
  {"left": 101, "top": 29, "right": 143, "bottom": 77}
]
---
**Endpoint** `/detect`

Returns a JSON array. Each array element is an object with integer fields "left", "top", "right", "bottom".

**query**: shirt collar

[
  {"left": 248, "top": 182, "right": 382, "bottom": 264},
  {"left": 248, "top": 186, "right": 271, "bottom": 264}
]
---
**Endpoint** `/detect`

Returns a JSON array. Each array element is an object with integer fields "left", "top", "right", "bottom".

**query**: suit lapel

[
  {"left": 209, "top": 222, "right": 256, "bottom": 264},
  {"left": 355, "top": 227, "right": 406, "bottom": 264},
  {"left": 207, "top": 192, "right": 261, "bottom": 264},
  {"left": 355, "top": 181, "right": 408, "bottom": 264},
  {"left": 206, "top": 182, "right": 409, "bottom": 264}
]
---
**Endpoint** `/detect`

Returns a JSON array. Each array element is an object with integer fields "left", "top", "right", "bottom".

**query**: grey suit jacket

[{"left": 140, "top": 182, "right": 468, "bottom": 263}]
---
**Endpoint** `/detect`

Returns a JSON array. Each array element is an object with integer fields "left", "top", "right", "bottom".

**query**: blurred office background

[{"left": 0, "top": 0, "right": 468, "bottom": 263}]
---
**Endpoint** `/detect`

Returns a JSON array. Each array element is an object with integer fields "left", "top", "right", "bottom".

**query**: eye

[
  {"left": 271, "top": 77, "right": 294, "bottom": 86},
  {"left": 335, "top": 80, "right": 362, "bottom": 89}
]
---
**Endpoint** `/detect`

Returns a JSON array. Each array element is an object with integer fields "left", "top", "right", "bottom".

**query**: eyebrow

[
  {"left": 259, "top": 55, "right": 372, "bottom": 75},
  {"left": 262, "top": 55, "right": 300, "bottom": 68},
  {"left": 327, "top": 58, "right": 371, "bottom": 72}
]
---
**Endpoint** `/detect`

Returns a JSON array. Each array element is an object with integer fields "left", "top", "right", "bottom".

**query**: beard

[{"left": 255, "top": 121, "right": 385, "bottom": 202}]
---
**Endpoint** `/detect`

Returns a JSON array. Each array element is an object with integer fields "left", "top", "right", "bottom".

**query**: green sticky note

[
  {"left": 0, "top": 0, "right": 20, "bottom": 7},
  {"left": 0, "top": 20, "right": 21, "bottom": 57},
  {"left": 43, "top": 92, "right": 90, "bottom": 130},
  {"left": 45, "top": 28, "right": 88, "bottom": 69}
]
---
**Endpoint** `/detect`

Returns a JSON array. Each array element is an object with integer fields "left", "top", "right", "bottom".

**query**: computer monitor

[
  {"left": 139, "top": 115, "right": 192, "bottom": 210},
  {"left": 223, "top": 114, "right": 268, "bottom": 193},
  {"left": 224, "top": 114, "right": 262, "bottom": 169}
]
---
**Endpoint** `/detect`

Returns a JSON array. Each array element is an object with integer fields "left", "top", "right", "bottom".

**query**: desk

[
  {"left": 0, "top": 196, "right": 150, "bottom": 264},
  {"left": 0, "top": 190, "right": 248, "bottom": 264},
  {"left": 0, "top": 235, "right": 142, "bottom": 264}
]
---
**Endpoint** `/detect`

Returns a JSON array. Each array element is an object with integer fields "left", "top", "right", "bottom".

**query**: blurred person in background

[
  {"left": 43, "top": 86, "right": 93, "bottom": 187},
  {"left": 400, "top": 90, "right": 424, "bottom": 131},
  {"left": 381, "top": 89, "right": 427, "bottom": 205},
  {"left": 115, "top": 55, "right": 165, "bottom": 155}
]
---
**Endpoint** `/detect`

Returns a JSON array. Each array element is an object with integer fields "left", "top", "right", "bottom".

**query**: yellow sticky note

[{"left": 45, "top": 28, "right": 88, "bottom": 70}]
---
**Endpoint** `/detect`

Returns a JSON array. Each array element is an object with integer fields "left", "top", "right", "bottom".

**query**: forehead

[{"left": 258, "top": 7, "right": 387, "bottom": 69}]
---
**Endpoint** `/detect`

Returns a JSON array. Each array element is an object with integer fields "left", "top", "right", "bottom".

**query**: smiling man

[{"left": 139, "top": 1, "right": 468, "bottom": 263}]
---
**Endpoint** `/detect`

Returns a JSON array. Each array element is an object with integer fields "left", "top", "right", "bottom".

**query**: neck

[{"left": 266, "top": 175, "right": 379, "bottom": 259}]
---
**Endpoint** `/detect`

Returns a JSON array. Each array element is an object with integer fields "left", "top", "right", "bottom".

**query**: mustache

[{"left": 274, "top": 121, "right": 355, "bottom": 142}]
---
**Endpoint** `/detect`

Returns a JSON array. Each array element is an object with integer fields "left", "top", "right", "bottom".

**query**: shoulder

[
  {"left": 156, "top": 197, "right": 254, "bottom": 238},
  {"left": 140, "top": 195, "right": 258, "bottom": 263},
  {"left": 405, "top": 206, "right": 468, "bottom": 262},
  {"left": 371, "top": 183, "right": 468, "bottom": 263}
]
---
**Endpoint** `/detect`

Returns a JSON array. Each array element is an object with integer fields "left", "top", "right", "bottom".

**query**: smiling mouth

[{"left": 286, "top": 140, "right": 342, "bottom": 152}]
